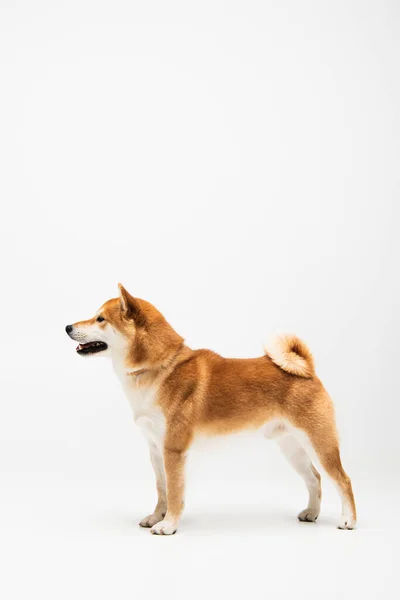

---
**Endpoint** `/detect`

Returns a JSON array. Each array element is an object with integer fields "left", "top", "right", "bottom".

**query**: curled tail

[{"left": 264, "top": 334, "right": 315, "bottom": 378}]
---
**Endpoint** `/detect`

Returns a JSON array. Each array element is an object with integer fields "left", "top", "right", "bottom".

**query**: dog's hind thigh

[{"left": 271, "top": 427, "right": 322, "bottom": 522}]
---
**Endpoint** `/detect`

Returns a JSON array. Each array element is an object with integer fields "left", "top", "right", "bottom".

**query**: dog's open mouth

[{"left": 76, "top": 341, "right": 108, "bottom": 355}]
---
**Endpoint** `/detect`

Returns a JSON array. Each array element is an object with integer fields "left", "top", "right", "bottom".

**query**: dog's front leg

[
  {"left": 139, "top": 443, "right": 167, "bottom": 528},
  {"left": 150, "top": 448, "right": 186, "bottom": 535}
]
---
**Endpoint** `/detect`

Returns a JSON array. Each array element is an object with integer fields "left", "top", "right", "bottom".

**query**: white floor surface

[{"left": 1, "top": 469, "right": 397, "bottom": 600}]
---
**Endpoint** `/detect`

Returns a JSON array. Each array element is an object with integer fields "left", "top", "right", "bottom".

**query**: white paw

[
  {"left": 139, "top": 512, "right": 165, "bottom": 528},
  {"left": 150, "top": 519, "right": 178, "bottom": 535},
  {"left": 297, "top": 508, "right": 319, "bottom": 522},
  {"left": 337, "top": 515, "right": 356, "bottom": 530}
]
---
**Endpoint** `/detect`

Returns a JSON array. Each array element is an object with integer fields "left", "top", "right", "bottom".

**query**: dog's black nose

[{"left": 65, "top": 325, "right": 73, "bottom": 334}]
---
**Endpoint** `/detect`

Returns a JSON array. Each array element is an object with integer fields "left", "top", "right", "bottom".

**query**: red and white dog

[{"left": 66, "top": 284, "right": 356, "bottom": 535}]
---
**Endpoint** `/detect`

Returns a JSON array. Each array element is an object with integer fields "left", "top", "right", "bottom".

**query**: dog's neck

[
  {"left": 126, "top": 366, "right": 149, "bottom": 383},
  {"left": 126, "top": 366, "right": 148, "bottom": 377},
  {"left": 111, "top": 342, "right": 191, "bottom": 389},
  {"left": 111, "top": 350, "right": 149, "bottom": 378}
]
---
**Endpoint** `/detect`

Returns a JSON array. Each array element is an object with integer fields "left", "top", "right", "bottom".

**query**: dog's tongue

[{"left": 76, "top": 342, "right": 93, "bottom": 350}]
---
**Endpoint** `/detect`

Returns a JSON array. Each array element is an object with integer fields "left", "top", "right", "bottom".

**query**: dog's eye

[{"left": 96, "top": 316, "right": 105, "bottom": 323}]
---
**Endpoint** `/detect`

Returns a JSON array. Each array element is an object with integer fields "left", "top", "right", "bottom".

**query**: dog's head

[{"left": 65, "top": 284, "right": 183, "bottom": 368}]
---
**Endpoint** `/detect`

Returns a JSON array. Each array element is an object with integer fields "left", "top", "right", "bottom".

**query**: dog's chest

[{"left": 114, "top": 368, "right": 165, "bottom": 448}]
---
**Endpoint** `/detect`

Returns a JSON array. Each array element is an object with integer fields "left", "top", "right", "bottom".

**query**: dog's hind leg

[
  {"left": 265, "top": 423, "right": 321, "bottom": 522},
  {"left": 278, "top": 433, "right": 322, "bottom": 522},
  {"left": 289, "top": 401, "right": 357, "bottom": 530},
  {"left": 303, "top": 426, "right": 356, "bottom": 530}
]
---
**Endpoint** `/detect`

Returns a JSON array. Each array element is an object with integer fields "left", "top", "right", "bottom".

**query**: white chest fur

[{"left": 112, "top": 358, "right": 166, "bottom": 449}]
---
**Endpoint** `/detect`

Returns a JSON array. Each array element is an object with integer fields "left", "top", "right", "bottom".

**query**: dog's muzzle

[{"left": 65, "top": 325, "right": 108, "bottom": 355}]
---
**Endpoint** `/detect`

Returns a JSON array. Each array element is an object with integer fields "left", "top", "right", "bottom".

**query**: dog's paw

[
  {"left": 150, "top": 519, "right": 178, "bottom": 535},
  {"left": 337, "top": 515, "right": 356, "bottom": 530},
  {"left": 297, "top": 508, "right": 319, "bottom": 522},
  {"left": 139, "top": 512, "right": 165, "bottom": 528}
]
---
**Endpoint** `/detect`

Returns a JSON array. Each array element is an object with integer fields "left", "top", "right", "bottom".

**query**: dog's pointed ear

[
  {"left": 118, "top": 283, "right": 131, "bottom": 313},
  {"left": 118, "top": 284, "right": 146, "bottom": 326}
]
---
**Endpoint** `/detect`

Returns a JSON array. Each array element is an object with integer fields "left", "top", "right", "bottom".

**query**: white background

[{"left": 1, "top": 1, "right": 399, "bottom": 598}]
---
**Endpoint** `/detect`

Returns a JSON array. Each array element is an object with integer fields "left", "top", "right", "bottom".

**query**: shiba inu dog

[{"left": 65, "top": 284, "right": 356, "bottom": 535}]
